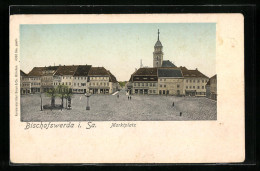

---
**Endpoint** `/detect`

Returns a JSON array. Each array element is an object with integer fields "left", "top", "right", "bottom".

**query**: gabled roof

[
  {"left": 74, "top": 65, "right": 92, "bottom": 76},
  {"left": 27, "top": 67, "right": 45, "bottom": 76},
  {"left": 54, "top": 65, "right": 78, "bottom": 76},
  {"left": 88, "top": 67, "right": 110, "bottom": 76},
  {"left": 20, "top": 70, "right": 27, "bottom": 76},
  {"left": 162, "top": 60, "right": 176, "bottom": 67},
  {"left": 158, "top": 68, "right": 183, "bottom": 78},
  {"left": 133, "top": 68, "right": 158, "bottom": 76},
  {"left": 179, "top": 67, "right": 208, "bottom": 78}
]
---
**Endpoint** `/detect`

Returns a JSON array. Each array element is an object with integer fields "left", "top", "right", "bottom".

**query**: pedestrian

[
  {"left": 128, "top": 96, "right": 129, "bottom": 100},
  {"left": 130, "top": 96, "right": 131, "bottom": 100},
  {"left": 172, "top": 102, "right": 174, "bottom": 107},
  {"left": 117, "top": 94, "right": 119, "bottom": 98},
  {"left": 180, "top": 112, "right": 182, "bottom": 116}
]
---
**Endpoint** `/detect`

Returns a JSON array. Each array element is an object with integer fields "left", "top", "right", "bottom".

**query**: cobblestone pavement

[{"left": 21, "top": 89, "right": 217, "bottom": 122}]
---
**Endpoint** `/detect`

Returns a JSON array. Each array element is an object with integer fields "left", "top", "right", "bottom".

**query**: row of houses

[
  {"left": 20, "top": 65, "right": 119, "bottom": 95},
  {"left": 127, "top": 66, "right": 217, "bottom": 98}
]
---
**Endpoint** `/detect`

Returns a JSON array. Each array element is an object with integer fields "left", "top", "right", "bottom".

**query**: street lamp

[{"left": 85, "top": 92, "right": 91, "bottom": 110}]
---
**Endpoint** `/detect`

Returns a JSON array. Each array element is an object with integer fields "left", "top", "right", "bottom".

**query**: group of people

[{"left": 116, "top": 93, "right": 132, "bottom": 100}]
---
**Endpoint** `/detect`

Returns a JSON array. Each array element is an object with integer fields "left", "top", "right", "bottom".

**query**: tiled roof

[
  {"left": 27, "top": 67, "right": 45, "bottom": 76},
  {"left": 133, "top": 68, "right": 158, "bottom": 76},
  {"left": 54, "top": 65, "right": 78, "bottom": 76},
  {"left": 107, "top": 70, "right": 118, "bottom": 83},
  {"left": 162, "top": 60, "right": 176, "bottom": 67},
  {"left": 158, "top": 68, "right": 183, "bottom": 78},
  {"left": 20, "top": 70, "right": 27, "bottom": 76},
  {"left": 179, "top": 67, "right": 208, "bottom": 78},
  {"left": 74, "top": 65, "right": 92, "bottom": 76},
  {"left": 88, "top": 67, "right": 110, "bottom": 76}
]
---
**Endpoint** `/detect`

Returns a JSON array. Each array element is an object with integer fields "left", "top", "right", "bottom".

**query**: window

[
  {"left": 197, "top": 86, "right": 200, "bottom": 89},
  {"left": 190, "top": 80, "right": 192, "bottom": 83},
  {"left": 150, "top": 83, "right": 152, "bottom": 86},
  {"left": 193, "top": 86, "right": 195, "bottom": 89},
  {"left": 202, "top": 86, "right": 204, "bottom": 89},
  {"left": 65, "top": 82, "right": 67, "bottom": 85},
  {"left": 164, "top": 79, "right": 166, "bottom": 81},
  {"left": 100, "top": 83, "right": 102, "bottom": 85},
  {"left": 193, "top": 80, "right": 195, "bottom": 83},
  {"left": 186, "top": 86, "right": 188, "bottom": 89},
  {"left": 202, "top": 80, "right": 204, "bottom": 83},
  {"left": 149, "top": 90, "right": 152, "bottom": 93},
  {"left": 177, "top": 84, "right": 180, "bottom": 88},
  {"left": 164, "top": 85, "right": 166, "bottom": 87},
  {"left": 153, "top": 90, "right": 156, "bottom": 93},
  {"left": 69, "top": 82, "right": 71, "bottom": 85},
  {"left": 198, "top": 80, "right": 200, "bottom": 83},
  {"left": 142, "top": 83, "right": 144, "bottom": 86},
  {"left": 146, "top": 83, "right": 148, "bottom": 86},
  {"left": 134, "top": 83, "right": 136, "bottom": 86},
  {"left": 138, "top": 83, "right": 140, "bottom": 86},
  {"left": 160, "top": 84, "right": 162, "bottom": 87},
  {"left": 186, "top": 80, "right": 188, "bottom": 83}
]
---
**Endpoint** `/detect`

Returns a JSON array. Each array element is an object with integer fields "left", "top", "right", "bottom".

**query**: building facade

[
  {"left": 88, "top": 67, "right": 117, "bottom": 94},
  {"left": 130, "top": 68, "right": 158, "bottom": 95},
  {"left": 210, "top": 75, "right": 217, "bottom": 100},
  {"left": 20, "top": 70, "right": 31, "bottom": 95},
  {"left": 41, "top": 66, "right": 59, "bottom": 92},
  {"left": 158, "top": 68, "right": 184, "bottom": 95},
  {"left": 72, "top": 65, "right": 92, "bottom": 94},
  {"left": 180, "top": 67, "right": 209, "bottom": 97},
  {"left": 21, "top": 65, "right": 118, "bottom": 95}
]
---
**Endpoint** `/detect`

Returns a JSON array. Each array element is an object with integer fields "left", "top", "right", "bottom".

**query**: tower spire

[{"left": 158, "top": 29, "right": 160, "bottom": 41}]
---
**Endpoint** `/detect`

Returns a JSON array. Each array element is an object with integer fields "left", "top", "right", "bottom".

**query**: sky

[{"left": 20, "top": 23, "right": 216, "bottom": 81}]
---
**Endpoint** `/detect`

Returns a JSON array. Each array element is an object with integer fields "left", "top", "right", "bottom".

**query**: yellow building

[{"left": 158, "top": 68, "right": 184, "bottom": 95}]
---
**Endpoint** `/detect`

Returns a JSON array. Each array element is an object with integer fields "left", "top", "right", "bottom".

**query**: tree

[
  {"left": 56, "top": 85, "right": 69, "bottom": 110},
  {"left": 45, "top": 88, "right": 57, "bottom": 108}
]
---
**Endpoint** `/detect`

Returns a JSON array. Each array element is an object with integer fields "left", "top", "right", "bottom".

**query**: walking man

[
  {"left": 130, "top": 96, "right": 131, "bottom": 100},
  {"left": 117, "top": 94, "right": 119, "bottom": 98},
  {"left": 128, "top": 96, "right": 129, "bottom": 100},
  {"left": 172, "top": 102, "right": 175, "bottom": 107}
]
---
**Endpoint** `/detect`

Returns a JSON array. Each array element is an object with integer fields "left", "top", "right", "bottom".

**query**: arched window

[{"left": 157, "top": 56, "right": 159, "bottom": 60}]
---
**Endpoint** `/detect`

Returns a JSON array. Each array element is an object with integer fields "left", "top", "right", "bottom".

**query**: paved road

[{"left": 21, "top": 89, "right": 217, "bottom": 122}]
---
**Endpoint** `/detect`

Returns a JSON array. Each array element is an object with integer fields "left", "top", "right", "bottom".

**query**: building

[
  {"left": 72, "top": 65, "right": 92, "bottom": 94},
  {"left": 41, "top": 66, "right": 59, "bottom": 92},
  {"left": 53, "top": 65, "right": 78, "bottom": 92},
  {"left": 180, "top": 67, "right": 209, "bottom": 97},
  {"left": 158, "top": 68, "right": 184, "bottom": 95},
  {"left": 153, "top": 29, "right": 164, "bottom": 67},
  {"left": 20, "top": 70, "right": 31, "bottom": 94},
  {"left": 130, "top": 68, "right": 158, "bottom": 95},
  {"left": 153, "top": 29, "right": 176, "bottom": 68},
  {"left": 209, "top": 75, "right": 217, "bottom": 100},
  {"left": 27, "top": 67, "right": 43, "bottom": 93},
  {"left": 88, "top": 67, "right": 117, "bottom": 94}
]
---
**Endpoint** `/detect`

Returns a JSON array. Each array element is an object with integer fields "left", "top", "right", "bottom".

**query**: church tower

[{"left": 153, "top": 29, "right": 163, "bottom": 67}]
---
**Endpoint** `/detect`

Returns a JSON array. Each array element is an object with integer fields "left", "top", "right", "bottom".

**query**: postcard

[{"left": 10, "top": 14, "right": 244, "bottom": 163}]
